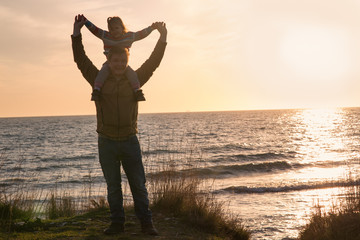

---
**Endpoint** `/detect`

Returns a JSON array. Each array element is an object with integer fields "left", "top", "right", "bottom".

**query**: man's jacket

[{"left": 72, "top": 34, "right": 167, "bottom": 140}]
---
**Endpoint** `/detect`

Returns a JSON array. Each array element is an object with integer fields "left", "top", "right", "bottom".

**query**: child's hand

[
  {"left": 151, "top": 22, "right": 162, "bottom": 30},
  {"left": 151, "top": 22, "right": 157, "bottom": 30}
]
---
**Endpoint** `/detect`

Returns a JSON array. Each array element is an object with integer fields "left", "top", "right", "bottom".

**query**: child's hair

[{"left": 107, "top": 16, "right": 127, "bottom": 33}]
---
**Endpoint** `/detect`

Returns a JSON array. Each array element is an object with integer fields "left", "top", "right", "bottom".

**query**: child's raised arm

[
  {"left": 133, "top": 25, "right": 155, "bottom": 42},
  {"left": 84, "top": 16, "right": 106, "bottom": 40}
]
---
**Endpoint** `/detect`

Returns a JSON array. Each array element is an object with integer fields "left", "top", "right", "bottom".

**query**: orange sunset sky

[{"left": 1, "top": 0, "right": 360, "bottom": 118}]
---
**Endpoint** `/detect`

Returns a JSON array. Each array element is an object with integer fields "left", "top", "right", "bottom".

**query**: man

[{"left": 71, "top": 14, "right": 167, "bottom": 235}]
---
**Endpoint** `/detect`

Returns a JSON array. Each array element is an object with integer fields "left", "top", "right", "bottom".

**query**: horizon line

[{"left": 1, "top": 105, "right": 360, "bottom": 119}]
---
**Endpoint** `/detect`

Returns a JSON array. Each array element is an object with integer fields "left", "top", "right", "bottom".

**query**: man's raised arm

[
  {"left": 137, "top": 22, "right": 168, "bottom": 87},
  {"left": 71, "top": 14, "right": 98, "bottom": 87}
]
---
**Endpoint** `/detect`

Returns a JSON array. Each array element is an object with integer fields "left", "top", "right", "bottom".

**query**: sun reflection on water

[
  {"left": 291, "top": 108, "right": 347, "bottom": 165},
  {"left": 285, "top": 108, "right": 358, "bottom": 233},
  {"left": 214, "top": 108, "right": 360, "bottom": 239}
]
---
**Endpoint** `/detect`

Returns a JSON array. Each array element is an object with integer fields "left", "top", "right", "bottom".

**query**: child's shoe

[
  {"left": 91, "top": 89, "right": 101, "bottom": 101},
  {"left": 135, "top": 89, "right": 146, "bottom": 101}
]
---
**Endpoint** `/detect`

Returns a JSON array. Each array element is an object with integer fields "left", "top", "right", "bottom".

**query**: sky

[{"left": 1, "top": 0, "right": 360, "bottom": 117}]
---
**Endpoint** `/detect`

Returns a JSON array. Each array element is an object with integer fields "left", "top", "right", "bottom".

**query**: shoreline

[{"left": 1, "top": 207, "right": 232, "bottom": 240}]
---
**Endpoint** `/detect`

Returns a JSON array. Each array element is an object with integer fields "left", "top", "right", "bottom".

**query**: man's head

[
  {"left": 107, "top": 46, "right": 130, "bottom": 77},
  {"left": 107, "top": 17, "right": 127, "bottom": 39}
]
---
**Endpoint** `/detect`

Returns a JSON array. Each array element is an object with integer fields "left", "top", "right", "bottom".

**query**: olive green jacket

[{"left": 72, "top": 34, "right": 167, "bottom": 139}]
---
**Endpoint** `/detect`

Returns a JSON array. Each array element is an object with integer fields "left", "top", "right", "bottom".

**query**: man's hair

[
  {"left": 107, "top": 16, "right": 127, "bottom": 33},
  {"left": 107, "top": 45, "right": 129, "bottom": 61}
]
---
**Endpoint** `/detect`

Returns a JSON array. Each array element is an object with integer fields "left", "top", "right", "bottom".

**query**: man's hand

[
  {"left": 73, "top": 14, "right": 86, "bottom": 37},
  {"left": 152, "top": 22, "right": 167, "bottom": 42}
]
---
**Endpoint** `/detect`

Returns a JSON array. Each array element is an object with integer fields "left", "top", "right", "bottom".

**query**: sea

[{"left": 1, "top": 107, "right": 360, "bottom": 240}]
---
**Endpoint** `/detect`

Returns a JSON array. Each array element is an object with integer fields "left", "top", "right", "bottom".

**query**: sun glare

[
  {"left": 293, "top": 108, "right": 346, "bottom": 164},
  {"left": 288, "top": 108, "right": 350, "bottom": 215}
]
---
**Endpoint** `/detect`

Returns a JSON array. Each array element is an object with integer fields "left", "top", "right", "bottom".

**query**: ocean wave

[
  {"left": 217, "top": 180, "right": 360, "bottom": 194},
  {"left": 57, "top": 179, "right": 83, "bottom": 185},
  {"left": 0, "top": 146, "right": 13, "bottom": 151},
  {"left": 142, "top": 149, "right": 182, "bottom": 155},
  {"left": 200, "top": 161, "right": 293, "bottom": 175},
  {"left": 149, "top": 161, "right": 294, "bottom": 179},
  {"left": 185, "top": 132, "right": 218, "bottom": 138},
  {"left": 34, "top": 164, "right": 68, "bottom": 171},
  {"left": 0, "top": 178, "right": 27, "bottom": 188},
  {"left": 39, "top": 154, "right": 96, "bottom": 163},
  {"left": 203, "top": 143, "right": 255, "bottom": 153},
  {"left": 210, "top": 151, "right": 296, "bottom": 164},
  {"left": 148, "top": 159, "right": 350, "bottom": 179},
  {"left": 231, "top": 152, "right": 291, "bottom": 161}
]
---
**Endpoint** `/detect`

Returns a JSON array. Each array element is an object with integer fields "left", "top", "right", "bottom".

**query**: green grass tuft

[{"left": 46, "top": 193, "right": 76, "bottom": 220}]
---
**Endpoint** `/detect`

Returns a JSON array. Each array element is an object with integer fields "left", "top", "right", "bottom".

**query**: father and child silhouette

[
  {"left": 81, "top": 15, "right": 157, "bottom": 101},
  {"left": 72, "top": 14, "right": 167, "bottom": 236}
]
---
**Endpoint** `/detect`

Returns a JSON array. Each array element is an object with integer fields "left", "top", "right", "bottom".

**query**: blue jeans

[{"left": 98, "top": 135, "right": 152, "bottom": 224}]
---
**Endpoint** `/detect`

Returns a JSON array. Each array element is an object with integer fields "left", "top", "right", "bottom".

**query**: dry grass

[
  {"left": 0, "top": 152, "right": 37, "bottom": 231},
  {"left": 299, "top": 184, "right": 360, "bottom": 240},
  {"left": 0, "top": 151, "right": 107, "bottom": 231},
  {"left": 46, "top": 193, "right": 75, "bottom": 219},
  {"left": 150, "top": 170, "right": 251, "bottom": 240}
]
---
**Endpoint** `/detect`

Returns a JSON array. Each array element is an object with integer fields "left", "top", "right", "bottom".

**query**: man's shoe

[
  {"left": 91, "top": 89, "right": 101, "bottom": 101},
  {"left": 135, "top": 90, "right": 146, "bottom": 101},
  {"left": 103, "top": 222, "right": 124, "bottom": 235},
  {"left": 141, "top": 222, "right": 159, "bottom": 236}
]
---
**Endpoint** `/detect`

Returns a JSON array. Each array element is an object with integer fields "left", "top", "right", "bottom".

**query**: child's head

[{"left": 107, "top": 16, "right": 127, "bottom": 38}]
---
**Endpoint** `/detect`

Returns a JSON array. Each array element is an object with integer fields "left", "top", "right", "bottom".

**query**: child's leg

[
  {"left": 94, "top": 62, "right": 110, "bottom": 91},
  {"left": 125, "top": 66, "right": 140, "bottom": 91},
  {"left": 125, "top": 66, "right": 146, "bottom": 101},
  {"left": 91, "top": 62, "right": 110, "bottom": 101}
]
